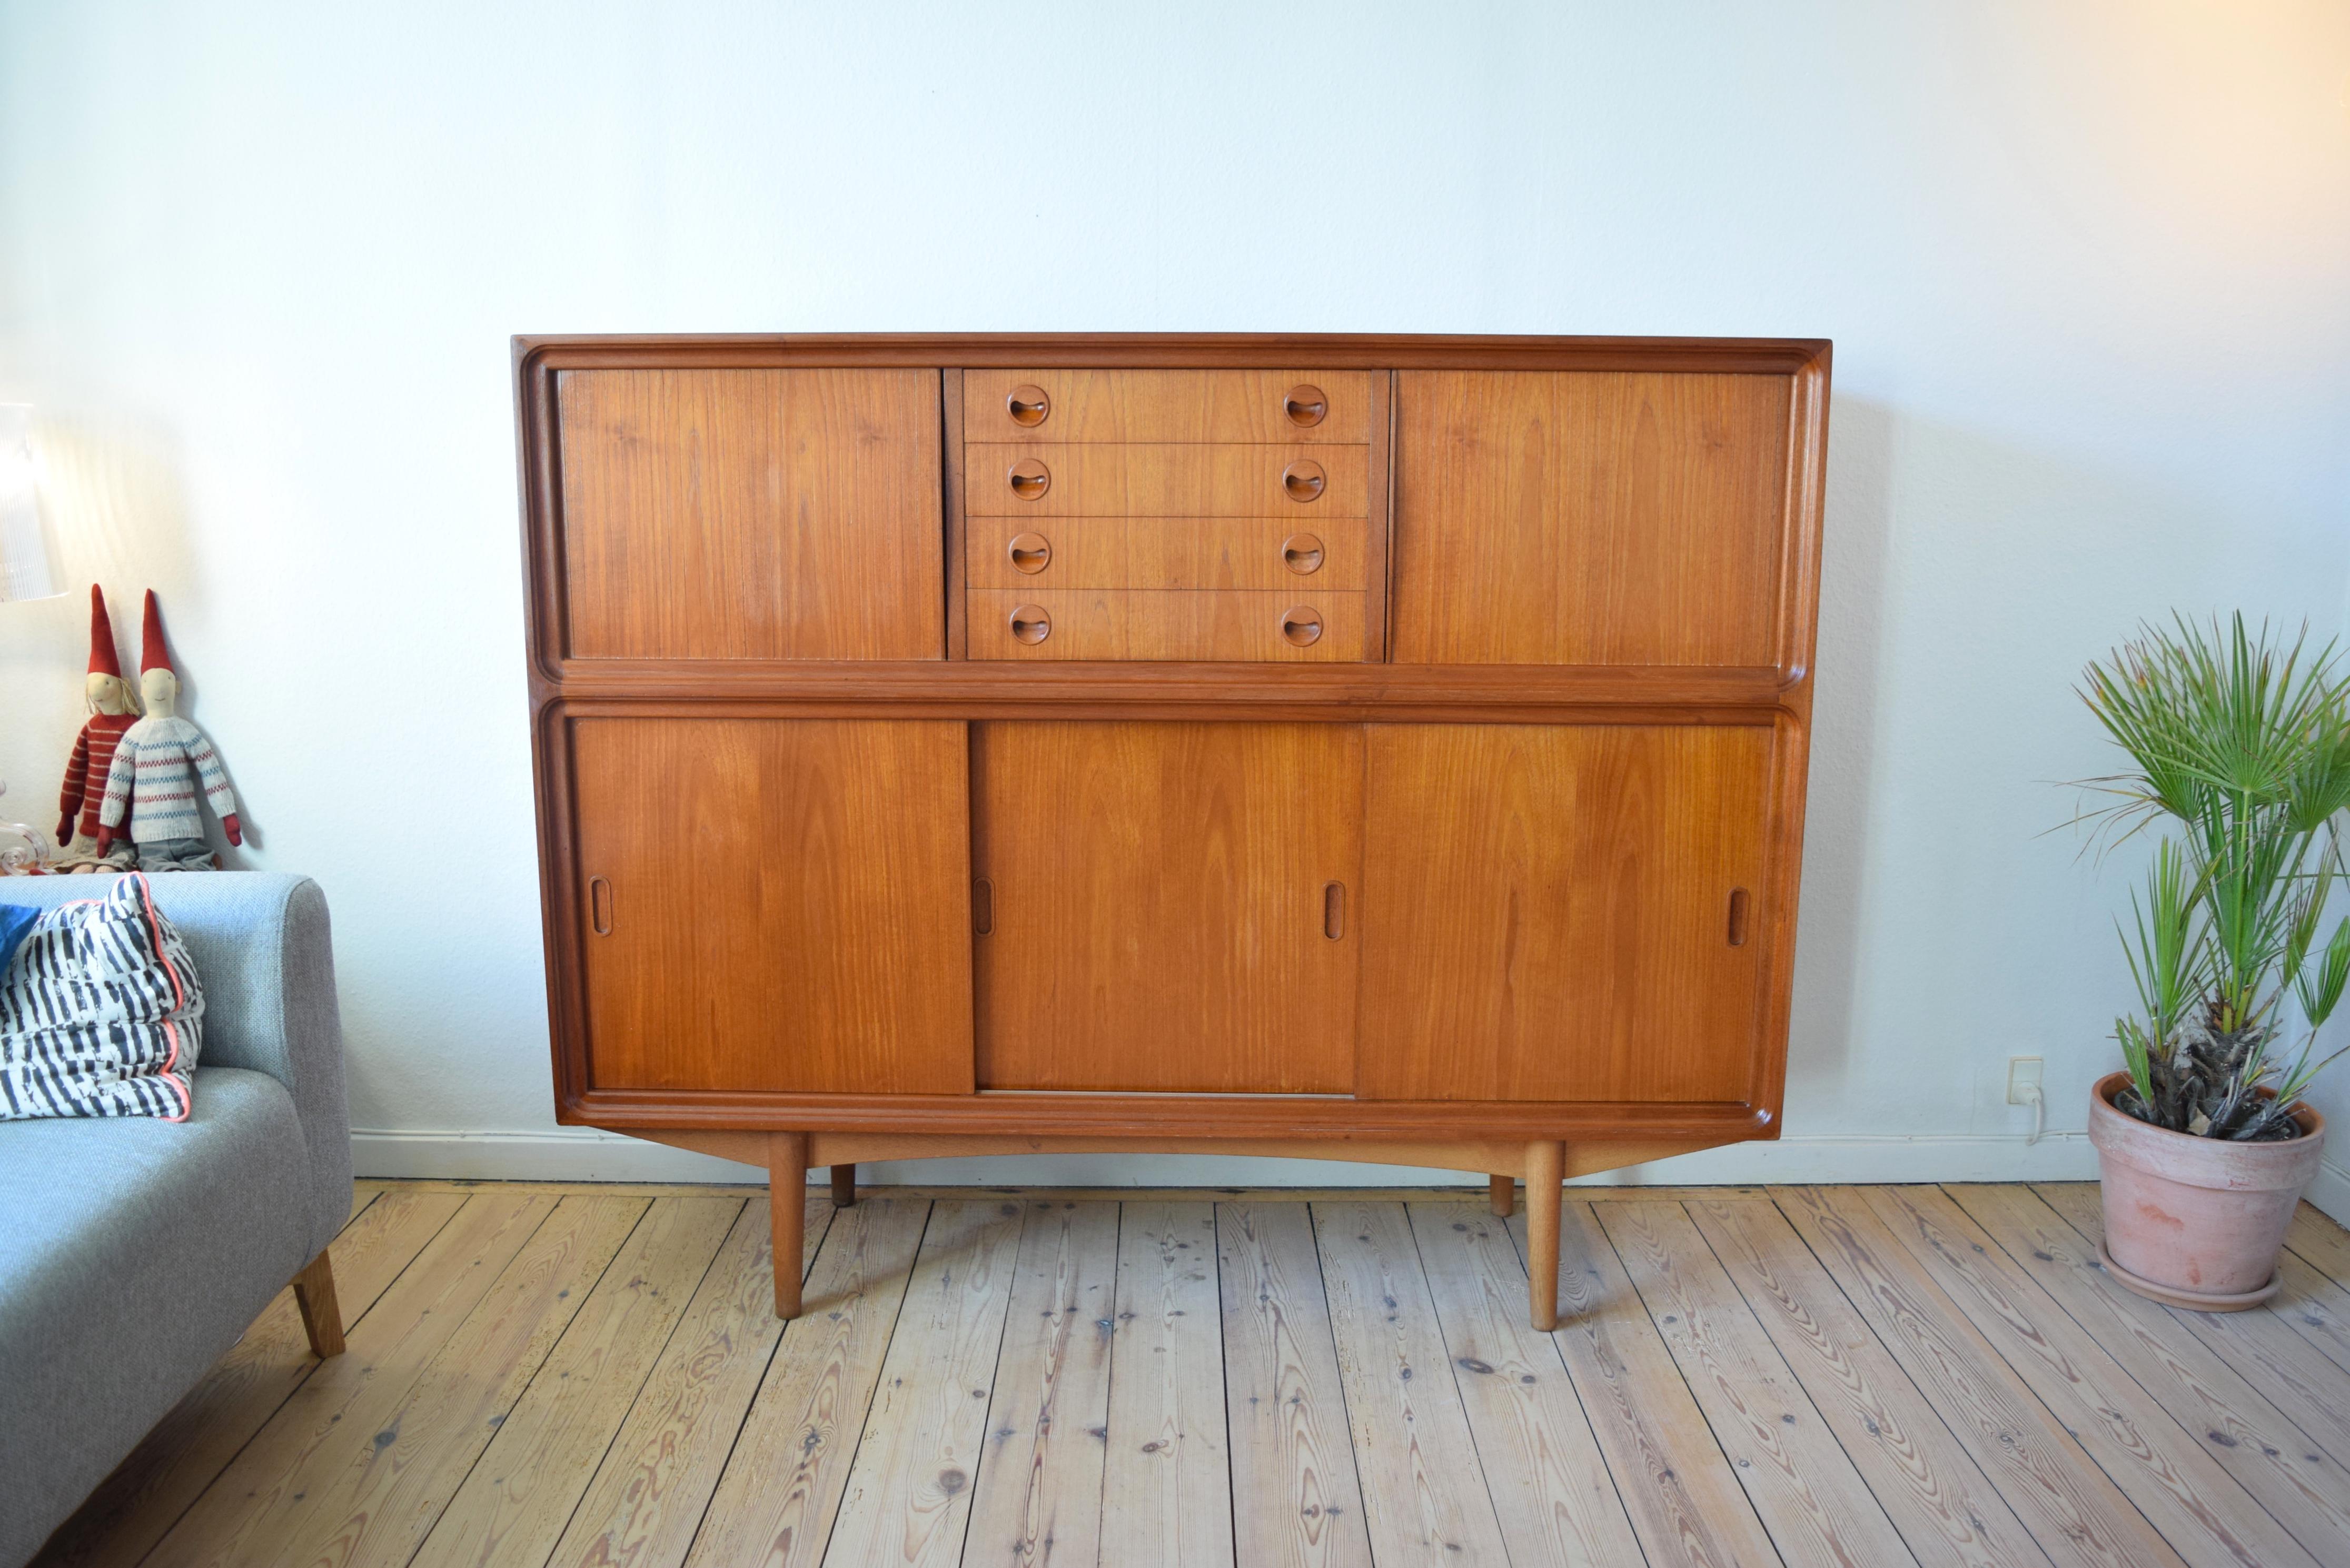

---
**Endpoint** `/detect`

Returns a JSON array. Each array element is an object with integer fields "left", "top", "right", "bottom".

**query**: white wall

[{"left": 5, "top": 2, "right": 2349, "bottom": 1198}]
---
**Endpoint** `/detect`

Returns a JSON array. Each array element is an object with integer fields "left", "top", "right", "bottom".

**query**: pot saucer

[{"left": 2099, "top": 1239, "right": 2280, "bottom": 1312}]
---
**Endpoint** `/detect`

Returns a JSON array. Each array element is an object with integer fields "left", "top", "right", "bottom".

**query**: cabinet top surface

[{"left": 515, "top": 331, "right": 1831, "bottom": 373}]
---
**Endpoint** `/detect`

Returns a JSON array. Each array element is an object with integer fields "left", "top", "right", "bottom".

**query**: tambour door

[
  {"left": 1359, "top": 723, "right": 1773, "bottom": 1104},
  {"left": 1391, "top": 370, "right": 1797, "bottom": 667},
  {"left": 973, "top": 721, "right": 1363, "bottom": 1093},
  {"left": 556, "top": 368, "right": 943, "bottom": 661},
  {"left": 571, "top": 717, "right": 973, "bottom": 1094}
]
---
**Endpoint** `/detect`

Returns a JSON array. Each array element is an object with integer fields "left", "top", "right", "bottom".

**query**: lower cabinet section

[
  {"left": 1358, "top": 723, "right": 1773, "bottom": 1104},
  {"left": 571, "top": 717, "right": 974, "bottom": 1095},
  {"left": 973, "top": 721, "right": 1363, "bottom": 1093},
  {"left": 562, "top": 716, "right": 1772, "bottom": 1108}
]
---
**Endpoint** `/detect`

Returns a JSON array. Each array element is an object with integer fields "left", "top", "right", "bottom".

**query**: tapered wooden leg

[
  {"left": 770, "top": 1132, "right": 808, "bottom": 1319},
  {"left": 290, "top": 1248, "right": 344, "bottom": 1359},
  {"left": 1489, "top": 1174, "right": 1514, "bottom": 1216},
  {"left": 1525, "top": 1140, "right": 1563, "bottom": 1331},
  {"left": 831, "top": 1163, "right": 857, "bottom": 1208}
]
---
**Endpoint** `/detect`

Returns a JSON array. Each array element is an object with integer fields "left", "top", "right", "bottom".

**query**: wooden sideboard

[{"left": 517, "top": 333, "right": 1829, "bottom": 1326}]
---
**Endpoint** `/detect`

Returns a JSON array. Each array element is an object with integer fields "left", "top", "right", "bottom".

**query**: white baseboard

[
  {"left": 2305, "top": 1157, "right": 2350, "bottom": 1226},
  {"left": 350, "top": 1125, "right": 2102, "bottom": 1188}
]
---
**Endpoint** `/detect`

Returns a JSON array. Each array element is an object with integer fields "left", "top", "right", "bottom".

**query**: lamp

[
  {"left": 2, "top": 404, "right": 61, "bottom": 870},
  {"left": 0, "top": 404, "right": 57, "bottom": 603}
]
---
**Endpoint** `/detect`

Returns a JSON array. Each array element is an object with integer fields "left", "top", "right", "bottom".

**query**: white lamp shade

[{"left": 0, "top": 404, "right": 59, "bottom": 603}]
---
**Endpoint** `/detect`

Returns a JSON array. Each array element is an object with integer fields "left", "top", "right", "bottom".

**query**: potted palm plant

[{"left": 2076, "top": 615, "right": 2350, "bottom": 1309}]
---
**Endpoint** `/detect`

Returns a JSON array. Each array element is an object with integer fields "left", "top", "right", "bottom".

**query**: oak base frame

[{"left": 632, "top": 1126, "right": 1733, "bottom": 1324}]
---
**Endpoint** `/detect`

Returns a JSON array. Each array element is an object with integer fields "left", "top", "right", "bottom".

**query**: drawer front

[
  {"left": 967, "top": 517, "right": 1369, "bottom": 592},
  {"left": 965, "top": 369, "right": 1371, "bottom": 443},
  {"left": 966, "top": 442, "right": 1370, "bottom": 518},
  {"left": 968, "top": 589, "right": 1367, "bottom": 661}
]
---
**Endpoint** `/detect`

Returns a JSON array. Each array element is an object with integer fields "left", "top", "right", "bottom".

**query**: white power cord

[{"left": 2018, "top": 1079, "right": 2045, "bottom": 1145}]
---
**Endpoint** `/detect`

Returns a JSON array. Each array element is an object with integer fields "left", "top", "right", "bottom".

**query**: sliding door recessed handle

[
  {"left": 590, "top": 877, "right": 613, "bottom": 936},
  {"left": 1727, "top": 887, "right": 1750, "bottom": 947},
  {"left": 1324, "top": 882, "right": 1345, "bottom": 940}
]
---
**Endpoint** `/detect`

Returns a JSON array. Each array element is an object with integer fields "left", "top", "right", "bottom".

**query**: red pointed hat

[
  {"left": 138, "top": 590, "right": 173, "bottom": 676},
  {"left": 87, "top": 585, "right": 122, "bottom": 677}
]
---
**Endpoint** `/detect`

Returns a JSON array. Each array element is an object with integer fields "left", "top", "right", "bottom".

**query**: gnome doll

[
  {"left": 96, "top": 592, "right": 242, "bottom": 872},
  {"left": 53, "top": 585, "right": 143, "bottom": 872}
]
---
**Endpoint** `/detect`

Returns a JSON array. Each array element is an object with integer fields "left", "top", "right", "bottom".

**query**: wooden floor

[{"left": 32, "top": 1182, "right": 2350, "bottom": 1567}]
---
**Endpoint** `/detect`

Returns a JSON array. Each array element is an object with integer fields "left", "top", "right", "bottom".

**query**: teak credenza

[{"left": 517, "top": 333, "right": 1828, "bottom": 1327}]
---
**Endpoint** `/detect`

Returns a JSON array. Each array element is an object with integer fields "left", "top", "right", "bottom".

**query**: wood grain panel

[
  {"left": 571, "top": 717, "right": 972, "bottom": 1095},
  {"left": 1218, "top": 1203, "right": 1373, "bottom": 1568},
  {"left": 964, "top": 369, "right": 1372, "bottom": 443},
  {"left": 974, "top": 722, "right": 1363, "bottom": 1093},
  {"left": 557, "top": 368, "right": 943, "bottom": 660},
  {"left": 1391, "top": 370, "right": 1792, "bottom": 666},
  {"left": 966, "top": 588, "right": 1369, "bottom": 662},
  {"left": 965, "top": 442, "right": 1369, "bottom": 518},
  {"left": 966, "top": 517, "right": 1370, "bottom": 591},
  {"left": 1359, "top": 725, "right": 1770, "bottom": 1103}
]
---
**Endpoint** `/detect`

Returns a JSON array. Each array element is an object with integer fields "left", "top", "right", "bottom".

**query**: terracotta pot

[{"left": 2089, "top": 1070, "right": 2324, "bottom": 1310}]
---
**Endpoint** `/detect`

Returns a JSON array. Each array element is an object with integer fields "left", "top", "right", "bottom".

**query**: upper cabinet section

[
  {"left": 554, "top": 368, "right": 944, "bottom": 661},
  {"left": 1391, "top": 370, "right": 1799, "bottom": 669},
  {"left": 964, "top": 369, "right": 1371, "bottom": 444}
]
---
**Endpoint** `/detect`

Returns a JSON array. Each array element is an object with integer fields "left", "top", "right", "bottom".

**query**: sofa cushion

[
  {"left": 0, "top": 872, "right": 203, "bottom": 1120},
  {"left": 0, "top": 1066, "right": 313, "bottom": 1564}
]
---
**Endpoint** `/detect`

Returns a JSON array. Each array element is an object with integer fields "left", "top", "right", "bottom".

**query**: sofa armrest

[{"left": 0, "top": 871, "right": 353, "bottom": 1254}]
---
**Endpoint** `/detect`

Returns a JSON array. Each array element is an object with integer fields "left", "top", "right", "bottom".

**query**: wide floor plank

[
  {"left": 1404, "top": 1202, "right": 1642, "bottom": 1568},
  {"left": 1317, "top": 1200, "right": 1511, "bottom": 1565},
  {"left": 1770, "top": 1186, "right": 2185, "bottom": 1568},
  {"left": 824, "top": 1199, "right": 1026, "bottom": 1568},
  {"left": 1103, "top": 1203, "right": 1233, "bottom": 1568},
  {"left": 1511, "top": 1202, "right": 1780, "bottom": 1568},
  {"left": 1950, "top": 1183, "right": 2350, "bottom": 1567},
  {"left": 1861, "top": 1185, "right": 2316, "bottom": 1568},
  {"left": 962, "top": 1199, "right": 1118, "bottom": 1568},
  {"left": 2284, "top": 1203, "right": 2350, "bottom": 1289},
  {"left": 1686, "top": 1196, "right": 2051, "bottom": 1568},
  {"left": 2035, "top": 1183, "right": 2350, "bottom": 1473},
  {"left": 1601, "top": 1199, "right": 1920, "bottom": 1567},
  {"left": 687, "top": 1197, "right": 935, "bottom": 1568},
  {"left": 2270, "top": 1252, "right": 2350, "bottom": 1376},
  {"left": 141, "top": 1190, "right": 561, "bottom": 1568},
  {"left": 33, "top": 1185, "right": 468, "bottom": 1568},
  {"left": 544, "top": 1193, "right": 828, "bottom": 1568},
  {"left": 264, "top": 1194, "right": 647, "bottom": 1568},
  {"left": 418, "top": 1195, "right": 744, "bottom": 1567},
  {"left": 1218, "top": 1202, "right": 1371, "bottom": 1568}
]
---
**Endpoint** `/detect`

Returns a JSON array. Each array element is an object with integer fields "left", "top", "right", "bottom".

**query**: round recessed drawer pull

[
  {"left": 1007, "top": 533, "right": 1052, "bottom": 574},
  {"left": 1009, "top": 604, "right": 1052, "bottom": 644},
  {"left": 1007, "top": 458, "right": 1051, "bottom": 500},
  {"left": 1283, "top": 384, "right": 1327, "bottom": 428},
  {"left": 1281, "top": 533, "right": 1324, "bottom": 575},
  {"left": 1007, "top": 384, "right": 1049, "bottom": 426},
  {"left": 1281, "top": 459, "right": 1326, "bottom": 503},
  {"left": 1280, "top": 607, "right": 1324, "bottom": 647}
]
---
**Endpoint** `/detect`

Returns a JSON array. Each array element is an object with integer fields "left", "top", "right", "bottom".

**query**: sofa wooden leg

[
  {"left": 1525, "top": 1141, "right": 1563, "bottom": 1332},
  {"left": 771, "top": 1132, "right": 808, "bottom": 1320},
  {"left": 291, "top": 1249, "right": 344, "bottom": 1359},
  {"left": 831, "top": 1163, "right": 857, "bottom": 1208},
  {"left": 1489, "top": 1174, "right": 1514, "bottom": 1216}
]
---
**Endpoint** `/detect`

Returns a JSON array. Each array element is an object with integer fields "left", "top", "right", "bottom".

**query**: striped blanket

[{"left": 0, "top": 874, "right": 204, "bottom": 1119}]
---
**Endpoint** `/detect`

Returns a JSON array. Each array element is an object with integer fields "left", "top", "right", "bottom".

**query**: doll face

[
  {"left": 140, "top": 667, "right": 178, "bottom": 718},
  {"left": 86, "top": 672, "right": 135, "bottom": 715}
]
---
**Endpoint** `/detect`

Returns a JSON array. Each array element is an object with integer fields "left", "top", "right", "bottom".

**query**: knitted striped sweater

[
  {"left": 58, "top": 712, "right": 138, "bottom": 840},
  {"left": 98, "top": 716, "right": 237, "bottom": 845}
]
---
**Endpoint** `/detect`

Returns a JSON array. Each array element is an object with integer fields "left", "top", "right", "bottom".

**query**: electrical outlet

[{"left": 2007, "top": 1056, "right": 2045, "bottom": 1105}]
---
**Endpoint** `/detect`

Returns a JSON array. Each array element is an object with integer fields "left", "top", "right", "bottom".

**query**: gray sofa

[{"left": 0, "top": 872, "right": 351, "bottom": 1568}]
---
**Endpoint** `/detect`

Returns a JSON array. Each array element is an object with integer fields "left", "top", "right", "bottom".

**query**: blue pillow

[{"left": 0, "top": 901, "right": 37, "bottom": 979}]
